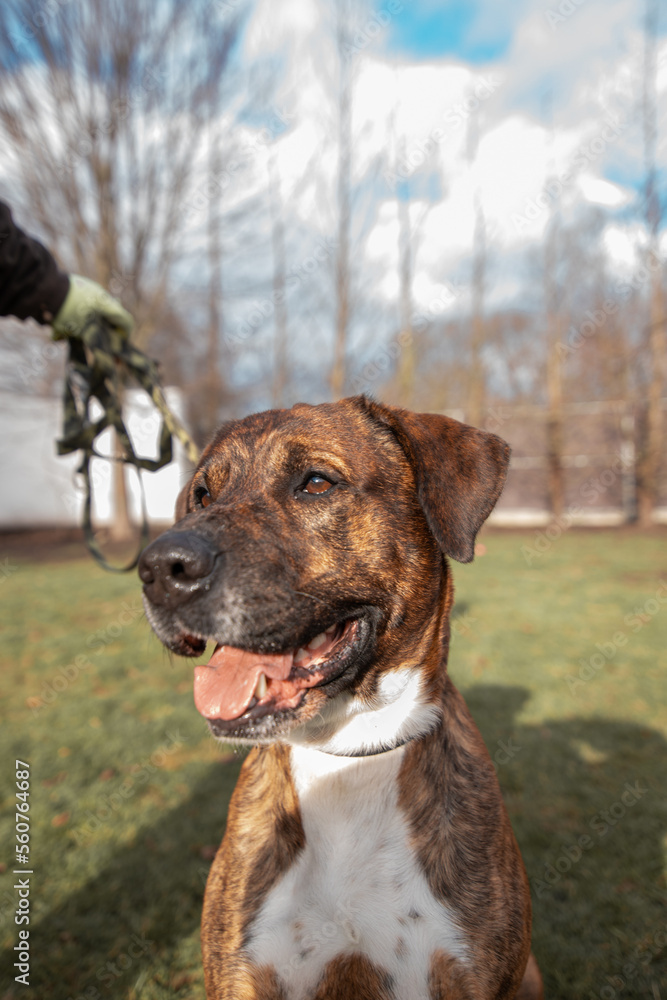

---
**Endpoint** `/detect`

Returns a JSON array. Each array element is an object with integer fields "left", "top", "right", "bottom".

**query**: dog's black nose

[{"left": 139, "top": 531, "right": 217, "bottom": 607}]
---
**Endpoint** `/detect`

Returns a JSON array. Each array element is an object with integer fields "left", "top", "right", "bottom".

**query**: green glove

[{"left": 52, "top": 274, "right": 134, "bottom": 341}]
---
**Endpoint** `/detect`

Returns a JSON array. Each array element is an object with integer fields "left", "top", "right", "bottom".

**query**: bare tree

[
  {"left": 268, "top": 150, "right": 289, "bottom": 408},
  {"left": 386, "top": 109, "right": 415, "bottom": 409},
  {"left": 396, "top": 175, "right": 415, "bottom": 408},
  {"left": 330, "top": 0, "right": 355, "bottom": 400},
  {"left": 1, "top": 1, "right": 240, "bottom": 339},
  {"left": 544, "top": 219, "right": 564, "bottom": 519},
  {"left": 467, "top": 110, "right": 486, "bottom": 429},
  {"left": 0, "top": 0, "right": 240, "bottom": 533},
  {"left": 469, "top": 193, "right": 487, "bottom": 429},
  {"left": 543, "top": 94, "right": 565, "bottom": 518},
  {"left": 388, "top": 72, "right": 439, "bottom": 411},
  {"left": 394, "top": 171, "right": 435, "bottom": 410},
  {"left": 199, "top": 61, "right": 227, "bottom": 443},
  {"left": 637, "top": 0, "right": 665, "bottom": 526}
]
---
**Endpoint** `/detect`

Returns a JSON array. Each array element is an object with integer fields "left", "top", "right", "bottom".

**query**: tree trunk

[
  {"left": 638, "top": 265, "right": 665, "bottom": 525},
  {"left": 109, "top": 429, "right": 134, "bottom": 543},
  {"left": 637, "top": 0, "right": 664, "bottom": 526},
  {"left": 396, "top": 186, "right": 414, "bottom": 408},
  {"left": 330, "top": 2, "right": 352, "bottom": 401},
  {"left": 544, "top": 216, "right": 564, "bottom": 520},
  {"left": 468, "top": 195, "right": 486, "bottom": 429},
  {"left": 546, "top": 327, "right": 564, "bottom": 520},
  {"left": 269, "top": 152, "right": 288, "bottom": 408},
  {"left": 203, "top": 106, "right": 225, "bottom": 439}
]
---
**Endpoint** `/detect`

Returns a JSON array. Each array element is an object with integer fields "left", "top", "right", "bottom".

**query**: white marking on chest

[
  {"left": 246, "top": 745, "right": 468, "bottom": 1000},
  {"left": 288, "top": 667, "right": 441, "bottom": 756}
]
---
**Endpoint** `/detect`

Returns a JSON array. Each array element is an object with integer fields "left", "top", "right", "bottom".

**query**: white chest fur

[{"left": 245, "top": 745, "right": 468, "bottom": 1000}]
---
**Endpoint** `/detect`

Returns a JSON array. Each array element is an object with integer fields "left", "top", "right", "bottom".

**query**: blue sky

[
  {"left": 378, "top": 0, "right": 667, "bottom": 204},
  {"left": 385, "top": 1, "right": 512, "bottom": 63}
]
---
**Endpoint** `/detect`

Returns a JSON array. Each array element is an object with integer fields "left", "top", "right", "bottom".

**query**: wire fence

[{"left": 443, "top": 398, "right": 667, "bottom": 526}]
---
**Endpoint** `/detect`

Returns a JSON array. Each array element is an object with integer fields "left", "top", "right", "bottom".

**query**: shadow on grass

[
  {"left": 3, "top": 689, "right": 666, "bottom": 1000},
  {"left": 464, "top": 685, "right": 667, "bottom": 1000},
  {"left": 451, "top": 601, "right": 470, "bottom": 619},
  {"left": 0, "top": 754, "right": 244, "bottom": 1000}
]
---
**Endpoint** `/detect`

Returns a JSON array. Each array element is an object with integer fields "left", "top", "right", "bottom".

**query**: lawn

[{"left": 0, "top": 529, "right": 666, "bottom": 999}]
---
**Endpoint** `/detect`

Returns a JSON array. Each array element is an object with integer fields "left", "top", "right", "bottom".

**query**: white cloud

[
  {"left": 3, "top": 0, "right": 661, "bottom": 350},
  {"left": 243, "top": 0, "right": 321, "bottom": 62},
  {"left": 603, "top": 224, "right": 641, "bottom": 269},
  {"left": 578, "top": 174, "right": 630, "bottom": 206},
  {"left": 233, "top": 0, "right": 659, "bottom": 321}
]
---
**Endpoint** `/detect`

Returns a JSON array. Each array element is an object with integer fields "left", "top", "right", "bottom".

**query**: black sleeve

[{"left": 0, "top": 201, "right": 70, "bottom": 324}]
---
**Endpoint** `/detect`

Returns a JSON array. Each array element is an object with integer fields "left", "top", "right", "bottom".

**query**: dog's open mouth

[{"left": 193, "top": 620, "right": 359, "bottom": 724}]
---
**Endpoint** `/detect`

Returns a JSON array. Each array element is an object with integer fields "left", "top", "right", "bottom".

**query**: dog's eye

[
  {"left": 195, "top": 487, "right": 212, "bottom": 508},
  {"left": 302, "top": 475, "right": 333, "bottom": 495}
]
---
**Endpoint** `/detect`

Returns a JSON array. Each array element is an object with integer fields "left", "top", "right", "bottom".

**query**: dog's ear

[
  {"left": 359, "top": 398, "right": 510, "bottom": 563},
  {"left": 175, "top": 479, "right": 192, "bottom": 522}
]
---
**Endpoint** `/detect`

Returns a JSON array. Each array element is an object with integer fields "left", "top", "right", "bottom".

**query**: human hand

[{"left": 51, "top": 274, "right": 134, "bottom": 340}]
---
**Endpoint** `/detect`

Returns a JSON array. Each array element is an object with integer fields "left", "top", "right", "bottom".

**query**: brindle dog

[{"left": 139, "top": 396, "right": 543, "bottom": 1000}]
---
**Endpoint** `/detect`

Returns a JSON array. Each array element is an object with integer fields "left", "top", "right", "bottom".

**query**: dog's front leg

[
  {"left": 204, "top": 957, "right": 286, "bottom": 1000},
  {"left": 202, "top": 745, "right": 303, "bottom": 1000}
]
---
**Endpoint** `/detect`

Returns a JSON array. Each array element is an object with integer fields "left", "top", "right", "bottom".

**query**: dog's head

[{"left": 139, "top": 397, "right": 509, "bottom": 752}]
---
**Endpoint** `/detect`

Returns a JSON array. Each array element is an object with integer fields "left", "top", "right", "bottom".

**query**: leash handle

[
  {"left": 77, "top": 450, "right": 151, "bottom": 574},
  {"left": 57, "top": 314, "right": 200, "bottom": 572}
]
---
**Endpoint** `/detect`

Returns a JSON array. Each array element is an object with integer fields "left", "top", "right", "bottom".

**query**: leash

[{"left": 56, "top": 314, "right": 200, "bottom": 572}]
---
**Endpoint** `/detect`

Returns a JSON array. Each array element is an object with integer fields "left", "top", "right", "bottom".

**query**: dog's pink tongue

[{"left": 194, "top": 645, "right": 293, "bottom": 721}]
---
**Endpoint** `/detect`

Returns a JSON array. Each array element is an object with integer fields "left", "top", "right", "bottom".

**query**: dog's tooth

[
  {"left": 254, "top": 673, "right": 267, "bottom": 700},
  {"left": 308, "top": 632, "right": 327, "bottom": 650},
  {"left": 294, "top": 648, "right": 309, "bottom": 664},
  {"left": 325, "top": 625, "right": 337, "bottom": 637}
]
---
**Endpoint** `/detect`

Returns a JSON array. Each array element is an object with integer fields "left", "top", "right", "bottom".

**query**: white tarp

[{"left": 0, "top": 387, "right": 190, "bottom": 527}]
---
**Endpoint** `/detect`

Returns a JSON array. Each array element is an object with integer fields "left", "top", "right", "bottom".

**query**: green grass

[{"left": 1, "top": 529, "right": 666, "bottom": 998}]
